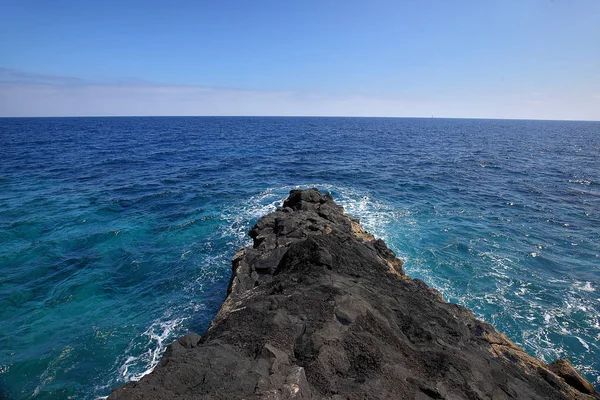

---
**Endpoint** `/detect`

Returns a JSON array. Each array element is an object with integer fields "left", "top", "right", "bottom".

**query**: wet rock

[{"left": 109, "top": 189, "right": 598, "bottom": 400}]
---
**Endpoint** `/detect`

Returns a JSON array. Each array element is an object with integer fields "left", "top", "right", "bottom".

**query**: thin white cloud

[
  {"left": 0, "top": 82, "right": 419, "bottom": 117},
  {"left": 0, "top": 67, "right": 86, "bottom": 86},
  {"left": 1, "top": 69, "right": 599, "bottom": 120}
]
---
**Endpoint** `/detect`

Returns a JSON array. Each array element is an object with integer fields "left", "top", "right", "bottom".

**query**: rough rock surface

[{"left": 109, "top": 189, "right": 599, "bottom": 400}]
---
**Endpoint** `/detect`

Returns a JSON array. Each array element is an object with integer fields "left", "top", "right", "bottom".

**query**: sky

[{"left": 0, "top": 0, "right": 599, "bottom": 119}]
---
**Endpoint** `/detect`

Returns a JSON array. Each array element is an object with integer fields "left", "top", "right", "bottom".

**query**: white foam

[
  {"left": 569, "top": 179, "right": 592, "bottom": 186},
  {"left": 116, "top": 313, "right": 187, "bottom": 384},
  {"left": 219, "top": 184, "right": 409, "bottom": 250},
  {"left": 580, "top": 282, "right": 595, "bottom": 292},
  {"left": 576, "top": 336, "right": 591, "bottom": 352},
  {"left": 180, "top": 249, "right": 191, "bottom": 260}
]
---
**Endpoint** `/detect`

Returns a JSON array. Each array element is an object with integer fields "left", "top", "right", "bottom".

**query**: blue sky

[{"left": 1, "top": 0, "right": 599, "bottom": 119}]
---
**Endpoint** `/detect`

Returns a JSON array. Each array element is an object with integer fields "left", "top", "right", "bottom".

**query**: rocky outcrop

[{"left": 109, "top": 189, "right": 599, "bottom": 400}]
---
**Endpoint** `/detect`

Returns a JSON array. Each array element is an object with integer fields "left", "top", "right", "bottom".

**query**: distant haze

[{"left": 1, "top": 1, "right": 599, "bottom": 120}]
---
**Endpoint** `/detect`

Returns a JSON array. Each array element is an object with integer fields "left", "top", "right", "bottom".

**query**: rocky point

[{"left": 109, "top": 189, "right": 599, "bottom": 400}]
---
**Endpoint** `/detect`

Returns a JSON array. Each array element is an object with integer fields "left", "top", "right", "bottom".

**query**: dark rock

[
  {"left": 177, "top": 332, "right": 201, "bottom": 349},
  {"left": 109, "top": 189, "right": 599, "bottom": 400}
]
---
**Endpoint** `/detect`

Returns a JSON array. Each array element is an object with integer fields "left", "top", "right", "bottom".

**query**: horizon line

[{"left": 1, "top": 115, "right": 599, "bottom": 123}]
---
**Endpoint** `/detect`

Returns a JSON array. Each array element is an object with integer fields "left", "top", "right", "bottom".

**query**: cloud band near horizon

[{"left": 1, "top": 68, "right": 599, "bottom": 121}]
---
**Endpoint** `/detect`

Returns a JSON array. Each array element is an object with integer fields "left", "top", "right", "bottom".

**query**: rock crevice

[{"left": 110, "top": 188, "right": 598, "bottom": 400}]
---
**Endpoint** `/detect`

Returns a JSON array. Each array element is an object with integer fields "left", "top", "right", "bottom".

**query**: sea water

[{"left": 0, "top": 117, "right": 598, "bottom": 399}]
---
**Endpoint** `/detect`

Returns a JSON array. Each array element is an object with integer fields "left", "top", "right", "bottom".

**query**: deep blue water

[{"left": 0, "top": 116, "right": 599, "bottom": 398}]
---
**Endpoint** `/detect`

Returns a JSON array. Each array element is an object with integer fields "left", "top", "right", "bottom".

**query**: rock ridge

[{"left": 109, "top": 188, "right": 598, "bottom": 400}]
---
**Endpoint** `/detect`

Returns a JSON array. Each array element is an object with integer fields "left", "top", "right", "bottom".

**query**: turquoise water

[{"left": 0, "top": 117, "right": 598, "bottom": 398}]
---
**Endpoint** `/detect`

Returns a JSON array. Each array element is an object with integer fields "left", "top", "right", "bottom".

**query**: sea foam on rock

[{"left": 109, "top": 188, "right": 599, "bottom": 399}]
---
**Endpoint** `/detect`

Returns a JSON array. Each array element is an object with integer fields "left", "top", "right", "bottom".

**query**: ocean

[{"left": 0, "top": 116, "right": 598, "bottom": 399}]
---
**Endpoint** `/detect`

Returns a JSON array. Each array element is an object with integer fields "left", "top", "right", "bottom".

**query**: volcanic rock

[{"left": 109, "top": 188, "right": 599, "bottom": 400}]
